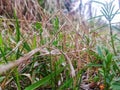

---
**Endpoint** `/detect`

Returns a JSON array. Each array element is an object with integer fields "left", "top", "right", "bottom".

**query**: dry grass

[
  {"left": 0, "top": 0, "right": 101, "bottom": 77},
  {"left": 0, "top": 0, "right": 119, "bottom": 89}
]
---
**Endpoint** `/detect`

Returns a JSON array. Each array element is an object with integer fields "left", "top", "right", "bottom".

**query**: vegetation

[{"left": 0, "top": 0, "right": 120, "bottom": 90}]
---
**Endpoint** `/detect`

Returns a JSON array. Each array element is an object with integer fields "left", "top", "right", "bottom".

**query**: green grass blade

[
  {"left": 58, "top": 78, "right": 73, "bottom": 90},
  {"left": 32, "top": 35, "right": 37, "bottom": 49},
  {"left": 14, "top": 10, "right": 20, "bottom": 43},
  {"left": 13, "top": 9, "right": 21, "bottom": 90},
  {"left": 97, "top": 46, "right": 103, "bottom": 58},
  {"left": 0, "top": 48, "right": 7, "bottom": 63},
  {"left": 13, "top": 69, "right": 21, "bottom": 90},
  {"left": 25, "top": 67, "right": 64, "bottom": 90},
  {"left": 87, "top": 63, "right": 102, "bottom": 67},
  {"left": 23, "top": 42, "right": 31, "bottom": 51},
  {"left": 0, "top": 34, "right": 3, "bottom": 47}
]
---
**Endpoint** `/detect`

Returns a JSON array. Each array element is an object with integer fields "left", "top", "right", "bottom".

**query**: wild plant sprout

[{"left": 93, "top": 0, "right": 119, "bottom": 55}]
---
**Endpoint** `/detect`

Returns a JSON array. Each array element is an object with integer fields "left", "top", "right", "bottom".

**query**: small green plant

[
  {"left": 93, "top": 0, "right": 119, "bottom": 55},
  {"left": 97, "top": 46, "right": 113, "bottom": 89},
  {"left": 97, "top": 46, "right": 120, "bottom": 90}
]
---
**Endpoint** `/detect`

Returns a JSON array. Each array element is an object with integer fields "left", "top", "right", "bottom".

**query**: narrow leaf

[{"left": 25, "top": 67, "right": 64, "bottom": 90}]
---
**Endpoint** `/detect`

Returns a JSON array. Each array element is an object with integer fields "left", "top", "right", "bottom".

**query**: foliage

[{"left": 0, "top": 0, "right": 120, "bottom": 90}]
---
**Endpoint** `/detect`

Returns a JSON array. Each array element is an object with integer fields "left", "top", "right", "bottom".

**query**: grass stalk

[{"left": 109, "top": 21, "right": 117, "bottom": 55}]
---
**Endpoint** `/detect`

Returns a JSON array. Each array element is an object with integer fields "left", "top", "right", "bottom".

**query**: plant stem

[{"left": 109, "top": 21, "right": 117, "bottom": 55}]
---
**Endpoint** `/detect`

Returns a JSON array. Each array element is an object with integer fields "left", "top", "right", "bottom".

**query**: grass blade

[
  {"left": 14, "top": 10, "right": 20, "bottom": 43},
  {"left": 25, "top": 67, "right": 64, "bottom": 90}
]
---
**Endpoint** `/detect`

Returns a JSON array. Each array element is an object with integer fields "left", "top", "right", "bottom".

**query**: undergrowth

[{"left": 0, "top": 0, "right": 120, "bottom": 90}]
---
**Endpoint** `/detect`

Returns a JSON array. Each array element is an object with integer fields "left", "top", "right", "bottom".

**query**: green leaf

[
  {"left": 0, "top": 48, "right": 7, "bottom": 63},
  {"left": 23, "top": 42, "right": 31, "bottom": 51},
  {"left": 0, "top": 34, "right": 3, "bottom": 46},
  {"left": 33, "top": 35, "right": 37, "bottom": 49},
  {"left": 25, "top": 67, "right": 64, "bottom": 90},
  {"left": 52, "top": 17, "right": 59, "bottom": 34},
  {"left": 0, "top": 76, "right": 5, "bottom": 83},
  {"left": 97, "top": 46, "right": 103, "bottom": 58},
  {"left": 35, "top": 22, "right": 43, "bottom": 35},
  {"left": 98, "top": 69, "right": 104, "bottom": 76},
  {"left": 52, "top": 40, "right": 58, "bottom": 47},
  {"left": 106, "top": 53, "right": 112, "bottom": 64},
  {"left": 103, "top": 60, "right": 106, "bottom": 68},
  {"left": 13, "top": 69, "right": 21, "bottom": 90},
  {"left": 87, "top": 63, "right": 102, "bottom": 67},
  {"left": 56, "top": 55, "right": 65, "bottom": 67},
  {"left": 58, "top": 78, "right": 73, "bottom": 90},
  {"left": 35, "top": 22, "right": 42, "bottom": 30},
  {"left": 0, "top": 34, "right": 4, "bottom": 51},
  {"left": 53, "top": 17, "right": 59, "bottom": 30},
  {"left": 111, "top": 81, "right": 120, "bottom": 90},
  {"left": 14, "top": 10, "right": 20, "bottom": 43}
]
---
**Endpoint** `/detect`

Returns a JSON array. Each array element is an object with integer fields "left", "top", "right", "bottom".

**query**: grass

[{"left": 0, "top": 0, "right": 120, "bottom": 90}]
